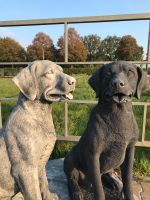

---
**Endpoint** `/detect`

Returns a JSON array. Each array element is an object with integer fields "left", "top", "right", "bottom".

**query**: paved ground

[
  {"left": 47, "top": 159, "right": 150, "bottom": 200},
  {"left": 133, "top": 180, "right": 150, "bottom": 200}
]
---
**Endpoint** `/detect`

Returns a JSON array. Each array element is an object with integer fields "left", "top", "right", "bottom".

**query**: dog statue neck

[
  {"left": 96, "top": 101, "right": 138, "bottom": 136},
  {"left": 17, "top": 92, "right": 53, "bottom": 113},
  {"left": 13, "top": 92, "right": 55, "bottom": 133},
  {"left": 98, "top": 100, "right": 133, "bottom": 114}
]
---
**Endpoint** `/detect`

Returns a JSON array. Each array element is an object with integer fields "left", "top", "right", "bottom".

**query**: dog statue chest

[
  {"left": 98, "top": 106, "right": 139, "bottom": 173},
  {"left": 33, "top": 113, "right": 57, "bottom": 158},
  {"left": 100, "top": 135, "right": 127, "bottom": 173},
  {"left": 100, "top": 104, "right": 139, "bottom": 142}
]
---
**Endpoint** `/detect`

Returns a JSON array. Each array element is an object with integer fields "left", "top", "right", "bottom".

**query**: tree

[
  {"left": 83, "top": 34, "right": 102, "bottom": 61},
  {"left": 0, "top": 37, "right": 26, "bottom": 62},
  {"left": 57, "top": 28, "right": 87, "bottom": 62},
  {"left": 27, "top": 32, "right": 55, "bottom": 61},
  {"left": 100, "top": 35, "right": 121, "bottom": 61},
  {"left": 115, "top": 35, "right": 143, "bottom": 61}
]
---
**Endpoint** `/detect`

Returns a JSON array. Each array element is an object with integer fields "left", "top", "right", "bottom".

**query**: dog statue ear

[
  {"left": 88, "top": 67, "right": 103, "bottom": 97},
  {"left": 135, "top": 66, "right": 150, "bottom": 99},
  {"left": 12, "top": 63, "right": 37, "bottom": 101}
]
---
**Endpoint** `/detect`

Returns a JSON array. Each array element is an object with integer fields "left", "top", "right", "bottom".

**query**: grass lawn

[{"left": 0, "top": 75, "right": 150, "bottom": 177}]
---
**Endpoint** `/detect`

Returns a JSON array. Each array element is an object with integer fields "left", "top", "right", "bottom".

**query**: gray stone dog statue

[
  {"left": 0, "top": 60, "right": 76, "bottom": 200},
  {"left": 64, "top": 61, "right": 150, "bottom": 200}
]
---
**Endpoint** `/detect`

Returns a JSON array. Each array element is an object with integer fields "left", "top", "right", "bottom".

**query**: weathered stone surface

[{"left": 46, "top": 159, "right": 142, "bottom": 200}]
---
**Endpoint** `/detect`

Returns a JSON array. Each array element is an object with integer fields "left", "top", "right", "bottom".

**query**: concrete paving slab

[
  {"left": 141, "top": 182, "right": 150, "bottom": 198},
  {"left": 132, "top": 181, "right": 142, "bottom": 200},
  {"left": 142, "top": 198, "right": 150, "bottom": 200}
]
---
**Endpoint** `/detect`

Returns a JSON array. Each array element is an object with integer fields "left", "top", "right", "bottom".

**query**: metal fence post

[
  {"left": 64, "top": 22, "right": 68, "bottom": 63},
  {"left": 0, "top": 103, "right": 2, "bottom": 128},
  {"left": 64, "top": 101, "right": 68, "bottom": 137},
  {"left": 142, "top": 105, "right": 147, "bottom": 142},
  {"left": 146, "top": 20, "right": 150, "bottom": 72}
]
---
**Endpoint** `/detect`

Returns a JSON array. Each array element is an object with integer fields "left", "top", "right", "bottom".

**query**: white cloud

[
  {"left": 0, "top": 28, "right": 30, "bottom": 48},
  {"left": 0, "top": 28, "right": 15, "bottom": 38}
]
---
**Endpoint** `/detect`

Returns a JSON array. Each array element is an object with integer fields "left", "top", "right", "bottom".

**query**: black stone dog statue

[{"left": 64, "top": 61, "right": 150, "bottom": 200}]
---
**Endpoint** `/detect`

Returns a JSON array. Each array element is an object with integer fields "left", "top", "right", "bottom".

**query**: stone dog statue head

[
  {"left": 12, "top": 60, "right": 76, "bottom": 102},
  {"left": 89, "top": 61, "right": 150, "bottom": 104}
]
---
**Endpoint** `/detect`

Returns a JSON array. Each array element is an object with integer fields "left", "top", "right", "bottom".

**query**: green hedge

[
  {"left": 0, "top": 66, "right": 101, "bottom": 77},
  {"left": 0, "top": 68, "right": 22, "bottom": 76},
  {"left": 0, "top": 65, "right": 149, "bottom": 77},
  {"left": 63, "top": 66, "right": 101, "bottom": 75}
]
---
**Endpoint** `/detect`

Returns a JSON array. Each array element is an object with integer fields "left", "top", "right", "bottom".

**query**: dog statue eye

[
  {"left": 128, "top": 69, "right": 135, "bottom": 77},
  {"left": 106, "top": 70, "right": 112, "bottom": 77},
  {"left": 44, "top": 70, "right": 54, "bottom": 76},
  {"left": 47, "top": 70, "right": 54, "bottom": 74}
]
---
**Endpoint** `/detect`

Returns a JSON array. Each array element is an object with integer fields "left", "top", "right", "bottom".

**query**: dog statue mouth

[
  {"left": 45, "top": 91, "right": 74, "bottom": 102},
  {"left": 50, "top": 92, "right": 73, "bottom": 100},
  {"left": 112, "top": 92, "right": 133, "bottom": 104},
  {"left": 105, "top": 92, "right": 133, "bottom": 104}
]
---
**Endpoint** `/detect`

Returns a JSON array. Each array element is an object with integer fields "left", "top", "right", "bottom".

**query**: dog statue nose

[
  {"left": 112, "top": 78, "right": 125, "bottom": 88},
  {"left": 68, "top": 77, "right": 76, "bottom": 85}
]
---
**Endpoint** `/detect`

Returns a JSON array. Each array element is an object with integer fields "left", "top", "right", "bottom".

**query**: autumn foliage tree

[
  {"left": 0, "top": 37, "right": 26, "bottom": 62},
  {"left": 83, "top": 34, "right": 102, "bottom": 61},
  {"left": 115, "top": 35, "right": 143, "bottom": 61},
  {"left": 27, "top": 32, "right": 55, "bottom": 61},
  {"left": 57, "top": 28, "right": 87, "bottom": 62},
  {"left": 101, "top": 35, "right": 121, "bottom": 61},
  {"left": 0, "top": 32, "right": 144, "bottom": 64}
]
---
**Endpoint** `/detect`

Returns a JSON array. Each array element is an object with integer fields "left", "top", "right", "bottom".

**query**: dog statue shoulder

[
  {"left": 64, "top": 61, "right": 150, "bottom": 200},
  {"left": 0, "top": 60, "right": 76, "bottom": 200}
]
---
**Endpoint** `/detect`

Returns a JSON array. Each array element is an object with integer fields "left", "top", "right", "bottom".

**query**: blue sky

[{"left": 0, "top": 0, "right": 150, "bottom": 56}]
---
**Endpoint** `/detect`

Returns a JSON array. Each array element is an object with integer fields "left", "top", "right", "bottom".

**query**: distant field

[{"left": 0, "top": 76, "right": 150, "bottom": 177}]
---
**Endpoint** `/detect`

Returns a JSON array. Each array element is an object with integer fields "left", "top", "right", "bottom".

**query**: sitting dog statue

[
  {"left": 0, "top": 60, "right": 76, "bottom": 200},
  {"left": 64, "top": 61, "right": 150, "bottom": 200}
]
